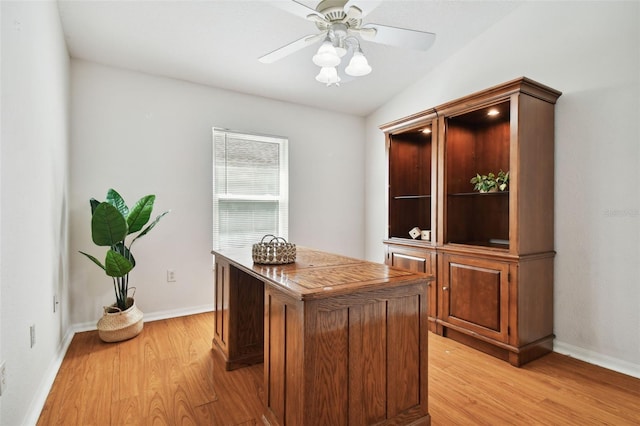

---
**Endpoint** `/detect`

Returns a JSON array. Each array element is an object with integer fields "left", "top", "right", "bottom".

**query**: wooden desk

[{"left": 212, "top": 247, "right": 432, "bottom": 426}]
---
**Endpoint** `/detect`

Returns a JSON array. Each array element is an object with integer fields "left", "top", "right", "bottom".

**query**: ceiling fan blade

[
  {"left": 271, "top": 0, "right": 326, "bottom": 23},
  {"left": 343, "top": 0, "right": 381, "bottom": 18},
  {"left": 348, "top": 27, "right": 375, "bottom": 38},
  {"left": 307, "top": 13, "right": 328, "bottom": 25},
  {"left": 259, "top": 32, "right": 326, "bottom": 64},
  {"left": 361, "top": 24, "right": 436, "bottom": 51}
]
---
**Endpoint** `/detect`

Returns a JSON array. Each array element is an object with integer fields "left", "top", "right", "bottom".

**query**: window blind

[{"left": 212, "top": 128, "right": 289, "bottom": 250}]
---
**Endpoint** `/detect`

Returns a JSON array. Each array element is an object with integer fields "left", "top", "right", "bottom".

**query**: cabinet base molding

[
  {"left": 211, "top": 338, "right": 264, "bottom": 371},
  {"left": 442, "top": 327, "right": 554, "bottom": 367}
]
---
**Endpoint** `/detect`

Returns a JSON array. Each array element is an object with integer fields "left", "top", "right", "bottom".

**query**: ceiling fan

[{"left": 259, "top": 0, "right": 436, "bottom": 86}]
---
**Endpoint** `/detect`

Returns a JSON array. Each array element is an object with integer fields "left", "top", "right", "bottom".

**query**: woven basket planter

[
  {"left": 252, "top": 234, "right": 296, "bottom": 265},
  {"left": 97, "top": 297, "right": 144, "bottom": 343}
]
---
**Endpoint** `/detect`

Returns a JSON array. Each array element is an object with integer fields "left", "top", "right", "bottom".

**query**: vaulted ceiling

[{"left": 57, "top": 0, "right": 521, "bottom": 116}]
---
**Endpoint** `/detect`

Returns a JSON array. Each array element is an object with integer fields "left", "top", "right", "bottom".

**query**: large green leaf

[
  {"left": 127, "top": 195, "right": 155, "bottom": 234},
  {"left": 131, "top": 210, "right": 170, "bottom": 245},
  {"left": 106, "top": 188, "right": 129, "bottom": 218},
  {"left": 105, "top": 249, "right": 134, "bottom": 277},
  {"left": 78, "top": 251, "right": 106, "bottom": 271},
  {"left": 91, "top": 202, "right": 128, "bottom": 246},
  {"left": 112, "top": 242, "right": 135, "bottom": 268},
  {"left": 89, "top": 198, "right": 100, "bottom": 215}
]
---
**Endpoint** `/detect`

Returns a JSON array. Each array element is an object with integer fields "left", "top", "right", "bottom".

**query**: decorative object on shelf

[
  {"left": 79, "top": 188, "right": 170, "bottom": 342},
  {"left": 470, "top": 170, "right": 509, "bottom": 193},
  {"left": 421, "top": 230, "right": 431, "bottom": 241},
  {"left": 259, "top": 0, "right": 435, "bottom": 86},
  {"left": 252, "top": 234, "right": 296, "bottom": 264},
  {"left": 409, "top": 226, "right": 421, "bottom": 239}
]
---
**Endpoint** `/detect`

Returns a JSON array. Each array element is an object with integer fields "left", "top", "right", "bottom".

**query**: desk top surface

[{"left": 212, "top": 246, "right": 432, "bottom": 300}]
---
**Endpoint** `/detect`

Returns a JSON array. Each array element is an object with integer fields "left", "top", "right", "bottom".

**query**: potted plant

[
  {"left": 80, "top": 188, "right": 169, "bottom": 342},
  {"left": 470, "top": 170, "right": 509, "bottom": 193}
]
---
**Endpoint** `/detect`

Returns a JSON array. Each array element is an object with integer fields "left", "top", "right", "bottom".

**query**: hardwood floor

[{"left": 38, "top": 312, "right": 639, "bottom": 425}]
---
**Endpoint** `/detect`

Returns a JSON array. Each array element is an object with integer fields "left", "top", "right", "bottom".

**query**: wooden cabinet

[{"left": 383, "top": 77, "right": 561, "bottom": 366}]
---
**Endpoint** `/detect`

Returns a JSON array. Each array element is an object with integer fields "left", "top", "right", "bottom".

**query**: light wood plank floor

[{"left": 38, "top": 312, "right": 639, "bottom": 425}]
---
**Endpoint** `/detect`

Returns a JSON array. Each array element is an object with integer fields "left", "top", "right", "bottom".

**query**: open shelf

[
  {"left": 448, "top": 191, "right": 509, "bottom": 197},
  {"left": 394, "top": 194, "right": 431, "bottom": 199},
  {"left": 388, "top": 122, "right": 434, "bottom": 240},
  {"left": 445, "top": 100, "right": 510, "bottom": 249}
]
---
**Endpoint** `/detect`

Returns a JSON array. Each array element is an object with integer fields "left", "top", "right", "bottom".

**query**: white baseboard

[
  {"left": 71, "top": 304, "right": 215, "bottom": 333},
  {"left": 554, "top": 340, "right": 640, "bottom": 379},
  {"left": 143, "top": 304, "right": 215, "bottom": 323},
  {"left": 27, "top": 305, "right": 215, "bottom": 425},
  {"left": 23, "top": 327, "right": 76, "bottom": 426}
]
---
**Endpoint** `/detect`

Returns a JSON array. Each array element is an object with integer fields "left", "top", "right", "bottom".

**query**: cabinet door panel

[
  {"left": 386, "top": 245, "right": 434, "bottom": 275},
  {"left": 450, "top": 264, "right": 500, "bottom": 330},
  {"left": 391, "top": 252, "right": 428, "bottom": 273},
  {"left": 385, "top": 244, "right": 437, "bottom": 333},
  {"left": 442, "top": 254, "right": 509, "bottom": 343},
  {"left": 233, "top": 267, "right": 264, "bottom": 356},
  {"left": 213, "top": 258, "right": 229, "bottom": 352}
]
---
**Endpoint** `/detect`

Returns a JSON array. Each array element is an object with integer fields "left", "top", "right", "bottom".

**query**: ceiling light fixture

[
  {"left": 315, "top": 66, "right": 341, "bottom": 85},
  {"left": 312, "top": 35, "right": 341, "bottom": 67},
  {"left": 345, "top": 47, "right": 372, "bottom": 77},
  {"left": 312, "top": 33, "right": 371, "bottom": 87},
  {"left": 487, "top": 108, "right": 500, "bottom": 116}
]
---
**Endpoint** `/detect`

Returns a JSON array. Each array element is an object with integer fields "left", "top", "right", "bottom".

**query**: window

[{"left": 212, "top": 128, "right": 289, "bottom": 250}]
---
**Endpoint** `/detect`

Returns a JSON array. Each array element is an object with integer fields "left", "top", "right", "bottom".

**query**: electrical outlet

[
  {"left": 167, "top": 269, "right": 176, "bottom": 282},
  {"left": 0, "top": 361, "right": 6, "bottom": 396},
  {"left": 30, "top": 324, "right": 36, "bottom": 348}
]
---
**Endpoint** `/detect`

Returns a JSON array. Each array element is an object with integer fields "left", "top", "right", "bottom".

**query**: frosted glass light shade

[
  {"left": 312, "top": 40, "right": 341, "bottom": 67},
  {"left": 345, "top": 51, "right": 372, "bottom": 76},
  {"left": 315, "top": 67, "right": 341, "bottom": 85}
]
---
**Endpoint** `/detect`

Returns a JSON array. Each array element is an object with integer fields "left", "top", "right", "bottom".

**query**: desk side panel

[
  {"left": 264, "top": 287, "right": 305, "bottom": 426},
  {"left": 213, "top": 257, "right": 229, "bottom": 355},
  {"left": 305, "top": 283, "right": 429, "bottom": 425}
]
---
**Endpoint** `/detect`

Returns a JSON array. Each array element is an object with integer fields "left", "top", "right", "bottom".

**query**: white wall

[
  {"left": 364, "top": 1, "right": 639, "bottom": 374},
  {"left": 1, "top": 1, "right": 70, "bottom": 425},
  {"left": 69, "top": 60, "right": 365, "bottom": 326}
]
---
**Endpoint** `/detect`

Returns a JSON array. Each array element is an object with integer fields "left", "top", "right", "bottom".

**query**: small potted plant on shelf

[
  {"left": 470, "top": 170, "right": 509, "bottom": 193},
  {"left": 79, "top": 188, "right": 169, "bottom": 342}
]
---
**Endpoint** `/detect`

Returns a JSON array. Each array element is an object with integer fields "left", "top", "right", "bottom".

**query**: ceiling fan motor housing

[{"left": 314, "top": 0, "right": 362, "bottom": 30}]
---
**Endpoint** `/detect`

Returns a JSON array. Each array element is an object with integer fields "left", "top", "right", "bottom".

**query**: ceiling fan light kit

[
  {"left": 315, "top": 66, "right": 341, "bottom": 85},
  {"left": 344, "top": 48, "right": 371, "bottom": 77},
  {"left": 261, "top": 0, "right": 436, "bottom": 87},
  {"left": 313, "top": 35, "right": 371, "bottom": 86},
  {"left": 312, "top": 36, "right": 342, "bottom": 67}
]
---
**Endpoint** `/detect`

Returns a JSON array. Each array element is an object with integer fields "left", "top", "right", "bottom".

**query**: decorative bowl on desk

[{"left": 252, "top": 234, "right": 296, "bottom": 264}]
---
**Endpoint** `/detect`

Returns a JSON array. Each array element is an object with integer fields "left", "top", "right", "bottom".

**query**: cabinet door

[
  {"left": 386, "top": 245, "right": 434, "bottom": 275},
  {"left": 441, "top": 254, "right": 509, "bottom": 343},
  {"left": 386, "top": 244, "right": 437, "bottom": 333}
]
